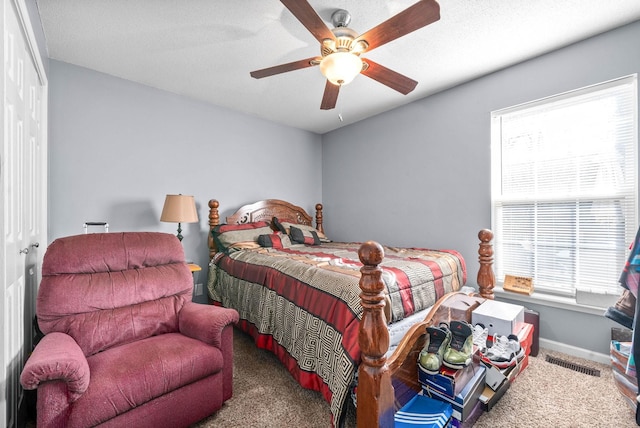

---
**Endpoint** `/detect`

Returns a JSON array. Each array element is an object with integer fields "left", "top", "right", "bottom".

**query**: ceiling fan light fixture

[
  {"left": 250, "top": 0, "right": 441, "bottom": 109},
  {"left": 319, "top": 51, "right": 362, "bottom": 86}
]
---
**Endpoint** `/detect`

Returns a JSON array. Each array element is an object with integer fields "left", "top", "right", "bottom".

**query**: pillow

[
  {"left": 257, "top": 232, "right": 292, "bottom": 249},
  {"left": 289, "top": 226, "right": 321, "bottom": 246},
  {"left": 281, "top": 221, "right": 331, "bottom": 243},
  {"left": 212, "top": 221, "right": 272, "bottom": 252},
  {"left": 272, "top": 216, "right": 287, "bottom": 234}
]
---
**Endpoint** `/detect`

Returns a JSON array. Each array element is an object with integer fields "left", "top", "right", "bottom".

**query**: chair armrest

[
  {"left": 179, "top": 302, "right": 239, "bottom": 348},
  {"left": 20, "top": 332, "right": 90, "bottom": 402}
]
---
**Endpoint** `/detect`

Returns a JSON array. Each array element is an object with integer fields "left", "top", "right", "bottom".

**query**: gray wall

[
  {"left": 48, "top": 60, "right": 322, "bottom": 301},
  {"left": 322, "top": 21, "right": 640, "bottom": 356},
  {"left": 47, "top": 19, "right": 640, "bottom": 354}
]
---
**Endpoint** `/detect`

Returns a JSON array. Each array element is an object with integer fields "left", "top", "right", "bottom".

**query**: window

[{"left": 491, "top": 75, "right": 637, "bottom": 304}]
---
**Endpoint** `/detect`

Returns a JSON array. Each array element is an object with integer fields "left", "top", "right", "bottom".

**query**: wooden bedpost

[
  {"left": 315, "top": 203, "right": 324, "bottom": 234},
  {"left": 208, "top": 199, "right": 220, "bottom": 259},
  {"left": 357, "top": 241, "right": 394, "bottom": 428},
  {"left": 477, "top": 229, "right": 495, "bottom": 299}
]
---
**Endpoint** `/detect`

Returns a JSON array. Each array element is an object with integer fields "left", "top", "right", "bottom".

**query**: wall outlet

[{"left": 194, "top": 283, "right": 203, "bottom": 296}]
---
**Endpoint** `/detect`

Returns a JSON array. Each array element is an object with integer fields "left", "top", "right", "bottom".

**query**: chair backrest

[{"left": 37, "top": 232, "right": 193, "bottom": 356}]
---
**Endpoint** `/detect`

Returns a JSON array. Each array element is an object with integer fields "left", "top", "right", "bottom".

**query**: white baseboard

[{"left": 539, "top": 338, "right": 610, "bottom": 365}]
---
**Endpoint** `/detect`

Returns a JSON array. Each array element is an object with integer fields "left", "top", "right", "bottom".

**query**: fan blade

[
  {"left": 355, "top": 0, "right": 440, "bottom": 52},
  {"left": 250, "top": 57, "right": 320, "bottom": 79},
  {"left": 320, "top": 81, "right": 340, "bottom": 110},
  {"left": 361, "top": 59, "right": 418, "bottom": 95},
  {"left": 281, "top": 0, "right": 335, "bottom": 44}
]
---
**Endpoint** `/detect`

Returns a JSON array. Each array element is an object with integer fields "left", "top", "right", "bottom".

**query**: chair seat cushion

[{"left": 68, "top": 333, "right": 223, "bottom": 427}]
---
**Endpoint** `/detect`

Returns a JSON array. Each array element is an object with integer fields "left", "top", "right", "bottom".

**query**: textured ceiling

[{"left": 36, "top": 0, "right": 640, "bottom": 134}]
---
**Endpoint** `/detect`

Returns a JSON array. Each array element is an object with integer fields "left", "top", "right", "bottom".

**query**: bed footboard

[
  {"left": 477, "top": 229, "right": 495, "bottom": 299},
  {"left": 357, "top": 242, "right": 395, "bottom": 427},
  {"left": 356, "top": 230, "right": 494, "bottom": 427}
]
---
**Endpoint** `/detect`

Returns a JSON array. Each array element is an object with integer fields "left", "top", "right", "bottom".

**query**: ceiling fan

[{"left": 250, "top": 0, "right": 441, "bottom": 110}]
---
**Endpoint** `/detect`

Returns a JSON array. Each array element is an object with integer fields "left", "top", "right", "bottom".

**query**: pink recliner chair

[{"left": 20, "top": 232, "right": 239, "bottom": 428}]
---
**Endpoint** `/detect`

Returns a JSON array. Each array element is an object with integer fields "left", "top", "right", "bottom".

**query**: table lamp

[{"left": 160, "top": 194, "right": 198, "bottom": 241}]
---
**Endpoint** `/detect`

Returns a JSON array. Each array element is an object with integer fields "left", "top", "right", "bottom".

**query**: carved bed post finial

[
  {"left": 477, "top": 229, "right": 495, "bottom": 299},
  {"left": 208, "top": 199, "right": 220, "bottom": 258},
  {"left": 357, "top": 241, "right": 394, "bottom": 428},
  {"left": 315, "top": 203, "right": 324, "bottom": 234}
]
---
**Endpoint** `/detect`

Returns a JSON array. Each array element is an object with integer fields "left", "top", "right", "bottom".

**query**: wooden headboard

[
  {"left": 207, "top": 199, "right": 324, "bottom": 258},
  {"left": 208, "top": 198, "right": 496, "bottom": 299}
]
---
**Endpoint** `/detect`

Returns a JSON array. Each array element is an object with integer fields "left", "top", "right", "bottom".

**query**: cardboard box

[
  {"left": 492, "top": 353, "right": 529, "bottom": 383},
  {"left": 423, "top": 365, "right": 486, "bottom": 422},
  {"left": 395, "top": 393, "right": 453, "bottom": 428},
  {"left": 479, "top": 382, "right": 509, "bottom": 412},
  {"left": 524, "top": 308, "right": 540, "bottom": 356},
  {"left": 515, "top": 322, "right": 534, "bottom": 356},
  {"left": 451, "top": 399, "right": 484, "bottom": 428},
  {"left": 484, "top": 363, "right": 508, "bottom": 391},
  {"left": 441, "top": 294, "right": 485, "bottom": 322},
  {"left": 418, "top": 359, "right": 481, "bottom": 399},
  {"left": 472, "top": 300, "right": 525, "bottom": 337},
  {"left": 507, "top": 353, "right": 529, "bottom": 382},
  {"left": 479, "top": 352, "right": 530, "bottom": 411},
  {"left": 478, "top": 365, "right": 510, "bottom": 411}
]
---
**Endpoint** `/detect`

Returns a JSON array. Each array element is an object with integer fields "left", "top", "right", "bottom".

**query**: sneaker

[
  {"left": 443, "top": 321, "right": 474, "bottom": 369},
  {"left": 482, "top": 334, "right": 525, "bottom": 369},
  {"left": 472, "top": 323, "right": 489, "bottom": 355},
  {"left": 418, "top": 323, "right": 452, "bottom": 374}
]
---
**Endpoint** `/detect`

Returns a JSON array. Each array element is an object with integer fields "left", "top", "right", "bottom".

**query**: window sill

[{"left": 490, "top": 286, "right": 614, "bottom": 316}]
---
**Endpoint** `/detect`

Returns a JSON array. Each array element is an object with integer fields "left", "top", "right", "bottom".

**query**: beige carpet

[
  {"left": 193, "top": 329, "right": 637, "bottom": 428},
  {"left": 474, "top": 348, "right": 636, "bottom": 428}
]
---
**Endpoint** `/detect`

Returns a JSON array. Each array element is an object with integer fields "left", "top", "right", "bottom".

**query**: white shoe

[
  {"left": 472, "top": 323, "right": 489, "bottom": 354},
  {"left": 482, "top": 334, "right": 524, "bottom": 369}
]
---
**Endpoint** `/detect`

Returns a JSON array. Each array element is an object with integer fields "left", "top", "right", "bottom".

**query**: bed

[{"left": 206, "top": 199, "right": 495, "bottom": 427}]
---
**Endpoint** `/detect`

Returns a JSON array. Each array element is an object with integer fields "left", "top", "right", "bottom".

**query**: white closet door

[{"left": 1, "top": 0, "right": 47, "bottom": 426}]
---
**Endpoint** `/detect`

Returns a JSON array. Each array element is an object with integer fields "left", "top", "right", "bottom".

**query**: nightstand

[{"left": 187, "top": 264, "right": 202, "bottom": 296}]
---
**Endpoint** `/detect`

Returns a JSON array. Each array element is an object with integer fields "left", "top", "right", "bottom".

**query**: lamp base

[{"left": 176, "top": 222, "right": 183, "bottom": 241}]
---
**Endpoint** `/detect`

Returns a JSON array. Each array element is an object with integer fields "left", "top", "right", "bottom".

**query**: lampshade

[
  {"left": 319, "top": 51, "right": 363, "bottom": 86},
  {"left": 160, "top": 194, "right": 198, "bottom": 223},
  {"left": 160, "top": 194, "right": 198, "bottom": 241}
]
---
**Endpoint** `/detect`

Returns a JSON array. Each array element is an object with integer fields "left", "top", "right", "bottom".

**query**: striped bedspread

[{"left": 207, "top": 242, "right": 466, "bottom": 426}]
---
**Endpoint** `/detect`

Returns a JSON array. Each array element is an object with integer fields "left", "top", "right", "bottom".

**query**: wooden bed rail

[{"left": 357, "top": 230, "right": 495, "bottom": 428}]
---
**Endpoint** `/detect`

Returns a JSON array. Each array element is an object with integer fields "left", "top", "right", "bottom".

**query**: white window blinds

[{"left": 491, "top": 75, "right": 638, "bottom": 299}]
